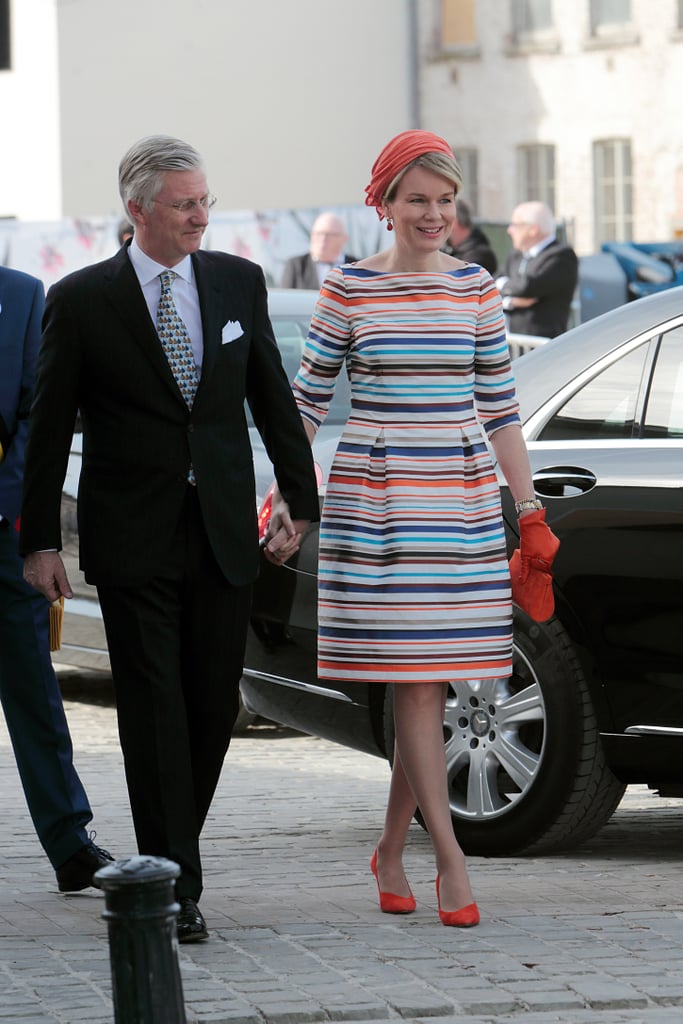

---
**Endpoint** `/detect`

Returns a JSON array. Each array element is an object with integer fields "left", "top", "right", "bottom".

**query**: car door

[{"left": 520, "top": 322, "right": 683, "bottom": 731}]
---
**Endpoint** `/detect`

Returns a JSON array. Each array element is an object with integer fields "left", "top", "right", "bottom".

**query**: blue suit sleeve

[{"left": 1, "top": 277, "right": 45, "bottom": 524}]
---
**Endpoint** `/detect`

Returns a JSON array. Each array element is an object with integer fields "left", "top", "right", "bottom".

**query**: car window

[
  {"left": 537, "top": 343, "right": 649, "bottom": 442},
  {"left": 641, "top": 327, "right": 683, "bottom": 438},
  {"left": 247, "top": 315, "right": 351, "bottom": 426}
]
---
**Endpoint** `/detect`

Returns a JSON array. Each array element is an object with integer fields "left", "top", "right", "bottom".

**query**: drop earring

[{"left": 387, "top": 218, "right": 394, "bottom": 232}]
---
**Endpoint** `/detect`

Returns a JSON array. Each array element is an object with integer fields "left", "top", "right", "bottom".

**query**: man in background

[
  {"left": 117, "top": 219, "right": 134, "bottom": 245},
  {"left": 0, "top": 265, "right": 112, "bottom": 893},
  {"left": 496, "top": 200, "right": 578, "bottom": 338},
  {"left": 281, "top": 211, "right": 356, "bottom": 288},
  {"left": 443, "top": 198, "right": 497, "bottom": 275}
]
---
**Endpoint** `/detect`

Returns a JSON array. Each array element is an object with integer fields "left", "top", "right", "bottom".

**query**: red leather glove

[{"left": 509, "top": 509, "right": 560, "bottom": 622}]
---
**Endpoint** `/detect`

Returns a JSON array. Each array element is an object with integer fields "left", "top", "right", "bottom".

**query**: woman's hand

[{"left": 262, "top": 489, "right": 310, "bottom": 566}]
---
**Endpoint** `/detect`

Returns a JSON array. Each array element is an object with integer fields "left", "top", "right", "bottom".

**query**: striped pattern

[{"left": 292, "top": 266, "right": 521, "bottom": 684}]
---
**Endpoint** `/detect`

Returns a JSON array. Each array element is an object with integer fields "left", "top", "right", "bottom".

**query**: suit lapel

[
  {"left": 304, "top": 256, "right": 319, "bottom": 290},
  {"left": 103, "top": 250, "right": 185, "bottom": 403},
  {"left": 192, "top": 252, "right": 221, "bottom": 389},
  {"left": 102, "top": 249, "right": 241, "bottom": 406},
  {"left": 192, "top": 251, "right": 242, "bottom": 393}
]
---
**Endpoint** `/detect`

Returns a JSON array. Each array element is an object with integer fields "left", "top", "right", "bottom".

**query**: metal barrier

[
  {"left": 508, "top": 332, "right": 549, "bottom": 360},
  {"left": 96, "top": 855, "right": 187, "bottom": 1024}
]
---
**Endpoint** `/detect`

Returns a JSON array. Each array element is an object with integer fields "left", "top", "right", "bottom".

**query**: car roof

[
  {"left": 267, "top": 288, "right": 319, "bottom": 314},
  {"left": 512, "top": 285, "right": 683, "bottom": 413}
]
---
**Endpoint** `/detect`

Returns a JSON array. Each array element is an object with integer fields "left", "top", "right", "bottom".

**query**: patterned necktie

[
  {"left": 156, "top": 270, "right": 198, "bottom": 408},
  {"left": 156, "top": 269, "right": 198, "bottom": 484}
]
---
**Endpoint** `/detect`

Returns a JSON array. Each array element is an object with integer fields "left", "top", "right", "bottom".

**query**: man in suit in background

[
  {"left": 281, "top": 211, "right": 356, "bottom": 288},
  {"left": 497, "top": 200, "right": 578, "bottom": 338},
  {"left": 443, "top": 198, "right": 498, "bottom": 275},
  {"left": 20, "top": 135, "right": 319, "bottom": 942},
  {"left": 117, "top": 218, "right": 134, "bottom": 245},
  {"left": 0, "top": 265, "right": 113, "bottom": 892}
]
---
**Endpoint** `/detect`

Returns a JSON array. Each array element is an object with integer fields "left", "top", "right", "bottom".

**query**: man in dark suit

[
  {"left": 0, "top": 266, "right": 113, "bottom": 892},
  {"left": 20, "top": 136, "right": 319, "bottom": 942},
  {"left": 497, "top": 201, "right": 578, "bottom": 338},
  {"left": 443, "top": 198, "right": 498, "bottom": 275},
  {"left": 281, "top": 211, "right": 356, "bottom": 289}
]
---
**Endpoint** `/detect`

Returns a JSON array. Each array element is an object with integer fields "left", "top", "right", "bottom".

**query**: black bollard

[{"left": 96, "top": 855, "right": 187, "bottom": 1024}]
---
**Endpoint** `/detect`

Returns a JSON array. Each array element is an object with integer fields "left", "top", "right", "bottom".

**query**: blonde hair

[{"left": 383, "top": 152, "right": 462, "bottom": 203}]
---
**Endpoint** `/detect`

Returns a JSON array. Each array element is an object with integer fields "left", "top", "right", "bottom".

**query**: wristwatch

[{"left": 514, "top": 498, "right": 544, "bottom": 516}]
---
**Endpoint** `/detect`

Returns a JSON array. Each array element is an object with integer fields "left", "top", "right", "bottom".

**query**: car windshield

[{"left": 247, "top": 314, "right": 351, "bottom": 426}]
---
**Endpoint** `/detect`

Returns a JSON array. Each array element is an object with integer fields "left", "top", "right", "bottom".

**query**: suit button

[{"left": 188, "top": 424, "right": 194, "bottom": 433}]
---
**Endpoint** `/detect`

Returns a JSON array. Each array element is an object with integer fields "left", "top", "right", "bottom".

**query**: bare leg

[{"left": 381, "top": 682, "right": 474, "bottom": 911}]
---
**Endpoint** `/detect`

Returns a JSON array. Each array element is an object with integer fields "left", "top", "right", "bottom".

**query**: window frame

[
  {"left": 454, "top": 148, "right": 479, "bottom": 214},
  {"left": 593, "top": 138, "right": 633, "bottom": 245},
  {"left": 0, "top": 0, "right": 10, "bottom": 71},
  {"left": 516, "top": 144, "right": 556, "bottom": 210}
]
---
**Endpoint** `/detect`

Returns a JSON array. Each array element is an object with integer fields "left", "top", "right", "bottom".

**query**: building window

[
  {"left": 516, "top": 144, "right": 556, "bottom": 210},
  {"left": 440, "top": 0, "right": 477, "bottom": 49},
  {"left": 0, "top": 0, "right": 10, "bottom": 71},
  {"left": 593, "top": 138, "right": 633, "bottom": 244},
  {"left": 507, "top": 0, "right": 559, "bottom": 52},
  {"left": 590, "top": 0, "right": 631, "bottom": 33},
  {"left": 511, "top": 0, "right": 552, "bottom": 36},
  {"left": 454, "top": 148, "right": 479, "bottom": 213}
]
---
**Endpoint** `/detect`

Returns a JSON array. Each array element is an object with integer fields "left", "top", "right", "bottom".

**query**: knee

[{"left": 393, "top": 682, "right": 444, "bottom": 716}]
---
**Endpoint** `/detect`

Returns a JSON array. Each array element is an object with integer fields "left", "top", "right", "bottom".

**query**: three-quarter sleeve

[
  {"left": 292, "top": 268, "right": 351, "bottom": 431},
  {"left": 473, "top": 271, "right": 521, "bottom": 435}
]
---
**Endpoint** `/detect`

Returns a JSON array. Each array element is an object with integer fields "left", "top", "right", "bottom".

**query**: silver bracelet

[{"left": 514, "top": 498, "right": 544, "bottom": 515}]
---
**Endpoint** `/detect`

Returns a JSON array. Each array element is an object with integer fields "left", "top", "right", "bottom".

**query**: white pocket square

[{"left": 221, "top": 320, "right": 244, "bottom": 344}]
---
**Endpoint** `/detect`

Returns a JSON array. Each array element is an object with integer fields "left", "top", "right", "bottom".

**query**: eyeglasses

[{"left": 153, "top": 194, "right": 217, "bottom": 214}]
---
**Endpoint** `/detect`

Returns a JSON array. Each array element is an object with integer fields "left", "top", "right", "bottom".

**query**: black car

[{"left": 241, "top": 285, "right": 683, "bottom": 855}]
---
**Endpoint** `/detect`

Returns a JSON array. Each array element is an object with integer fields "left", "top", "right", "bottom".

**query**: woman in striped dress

[{"left": 266, "top": 131, "right": 551, "bottom": 926}]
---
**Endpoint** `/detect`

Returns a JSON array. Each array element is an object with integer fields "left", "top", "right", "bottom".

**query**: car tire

[{"left": 383, "top": 610, "right": 625, "bottom": 855}]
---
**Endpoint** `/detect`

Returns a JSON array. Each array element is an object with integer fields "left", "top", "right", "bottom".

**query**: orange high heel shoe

[
  {"left": 435, "top": 875, "right": 480, "bottom": 927},
  {"left": 370, "top": 849, "right": 416, "bottom": 914}
]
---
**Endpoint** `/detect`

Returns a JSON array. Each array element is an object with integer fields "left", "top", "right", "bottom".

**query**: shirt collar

[
  {"left": 525, "top": 234, "right": 555, "bottom": 258},
  {"left": 128, "top": 238, "right": 193, "bottom": 286}
]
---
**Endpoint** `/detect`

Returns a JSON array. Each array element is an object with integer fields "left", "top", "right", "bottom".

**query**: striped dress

[{"left": 292, "top": 265, "right": 521, "bottom": 684}]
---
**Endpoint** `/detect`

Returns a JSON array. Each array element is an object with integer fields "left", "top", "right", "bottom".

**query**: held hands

[
  {"left": 23, "top": 551, "right": 73, "bottom": 603},
  {"left": 262, "top": 490, "right": 309, "bottom": 566},
  {"left": 509, "top": 509, "right": 560, "bottom": 622}
]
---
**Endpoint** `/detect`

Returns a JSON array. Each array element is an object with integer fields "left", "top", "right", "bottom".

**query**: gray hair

[
  {"left": 383, "top": 151, "right": 462, "bottom": 204},
  {"left": 515, "top": 201, "right": 556, "bottom": 238},
  {"left": 119, "top": 135, "right": 205, "bottom": 213}
]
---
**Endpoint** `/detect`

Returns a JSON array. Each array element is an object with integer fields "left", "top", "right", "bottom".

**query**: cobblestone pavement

[{"left": 2, "top": 679, "right": 683, "bottom": 1024}]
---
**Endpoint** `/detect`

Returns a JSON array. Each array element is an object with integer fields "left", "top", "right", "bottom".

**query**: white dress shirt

[{"left": 128, "top": 239, "right": 204, "bottom": 372}]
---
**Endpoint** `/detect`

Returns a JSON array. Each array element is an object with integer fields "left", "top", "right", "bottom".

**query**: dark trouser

[
  {"left": 0, "top": 520, "right": 92, "bottom": 869},
  {"left": 97, "top": 488, "right": 251, "bottom": 901}
]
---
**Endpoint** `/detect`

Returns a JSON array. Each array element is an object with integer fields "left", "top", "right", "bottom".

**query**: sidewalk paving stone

[{"left": 3, "top": 689, "right": 683, "bottom": 1023}]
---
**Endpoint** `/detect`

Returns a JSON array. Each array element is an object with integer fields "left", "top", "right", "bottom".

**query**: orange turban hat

[{"left": 364, "top": 129, "right": 455, "bottom": 220}]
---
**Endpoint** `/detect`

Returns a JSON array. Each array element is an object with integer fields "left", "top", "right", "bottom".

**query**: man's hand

[
  {"left": 508, "top": 295, "right": 538, "bottom": 309},
  {"left": 263, "top": 492, "right": 310, "bottom": 566},
  {"left": 23, "top": 551, "right": 73, "bottom": 603}
]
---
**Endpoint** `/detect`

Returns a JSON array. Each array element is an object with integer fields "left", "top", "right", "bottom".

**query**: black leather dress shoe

[
  {"left": 55, "top": 840, "right": 115, "bottom": 892},
  {"left": 176, "top": 897, "right": 208, "bottom": 943}
]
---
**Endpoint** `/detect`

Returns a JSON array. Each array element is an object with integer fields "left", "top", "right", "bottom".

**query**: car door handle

[{"left": 532, "top": 466, "right": 597, "bottom": 498}]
